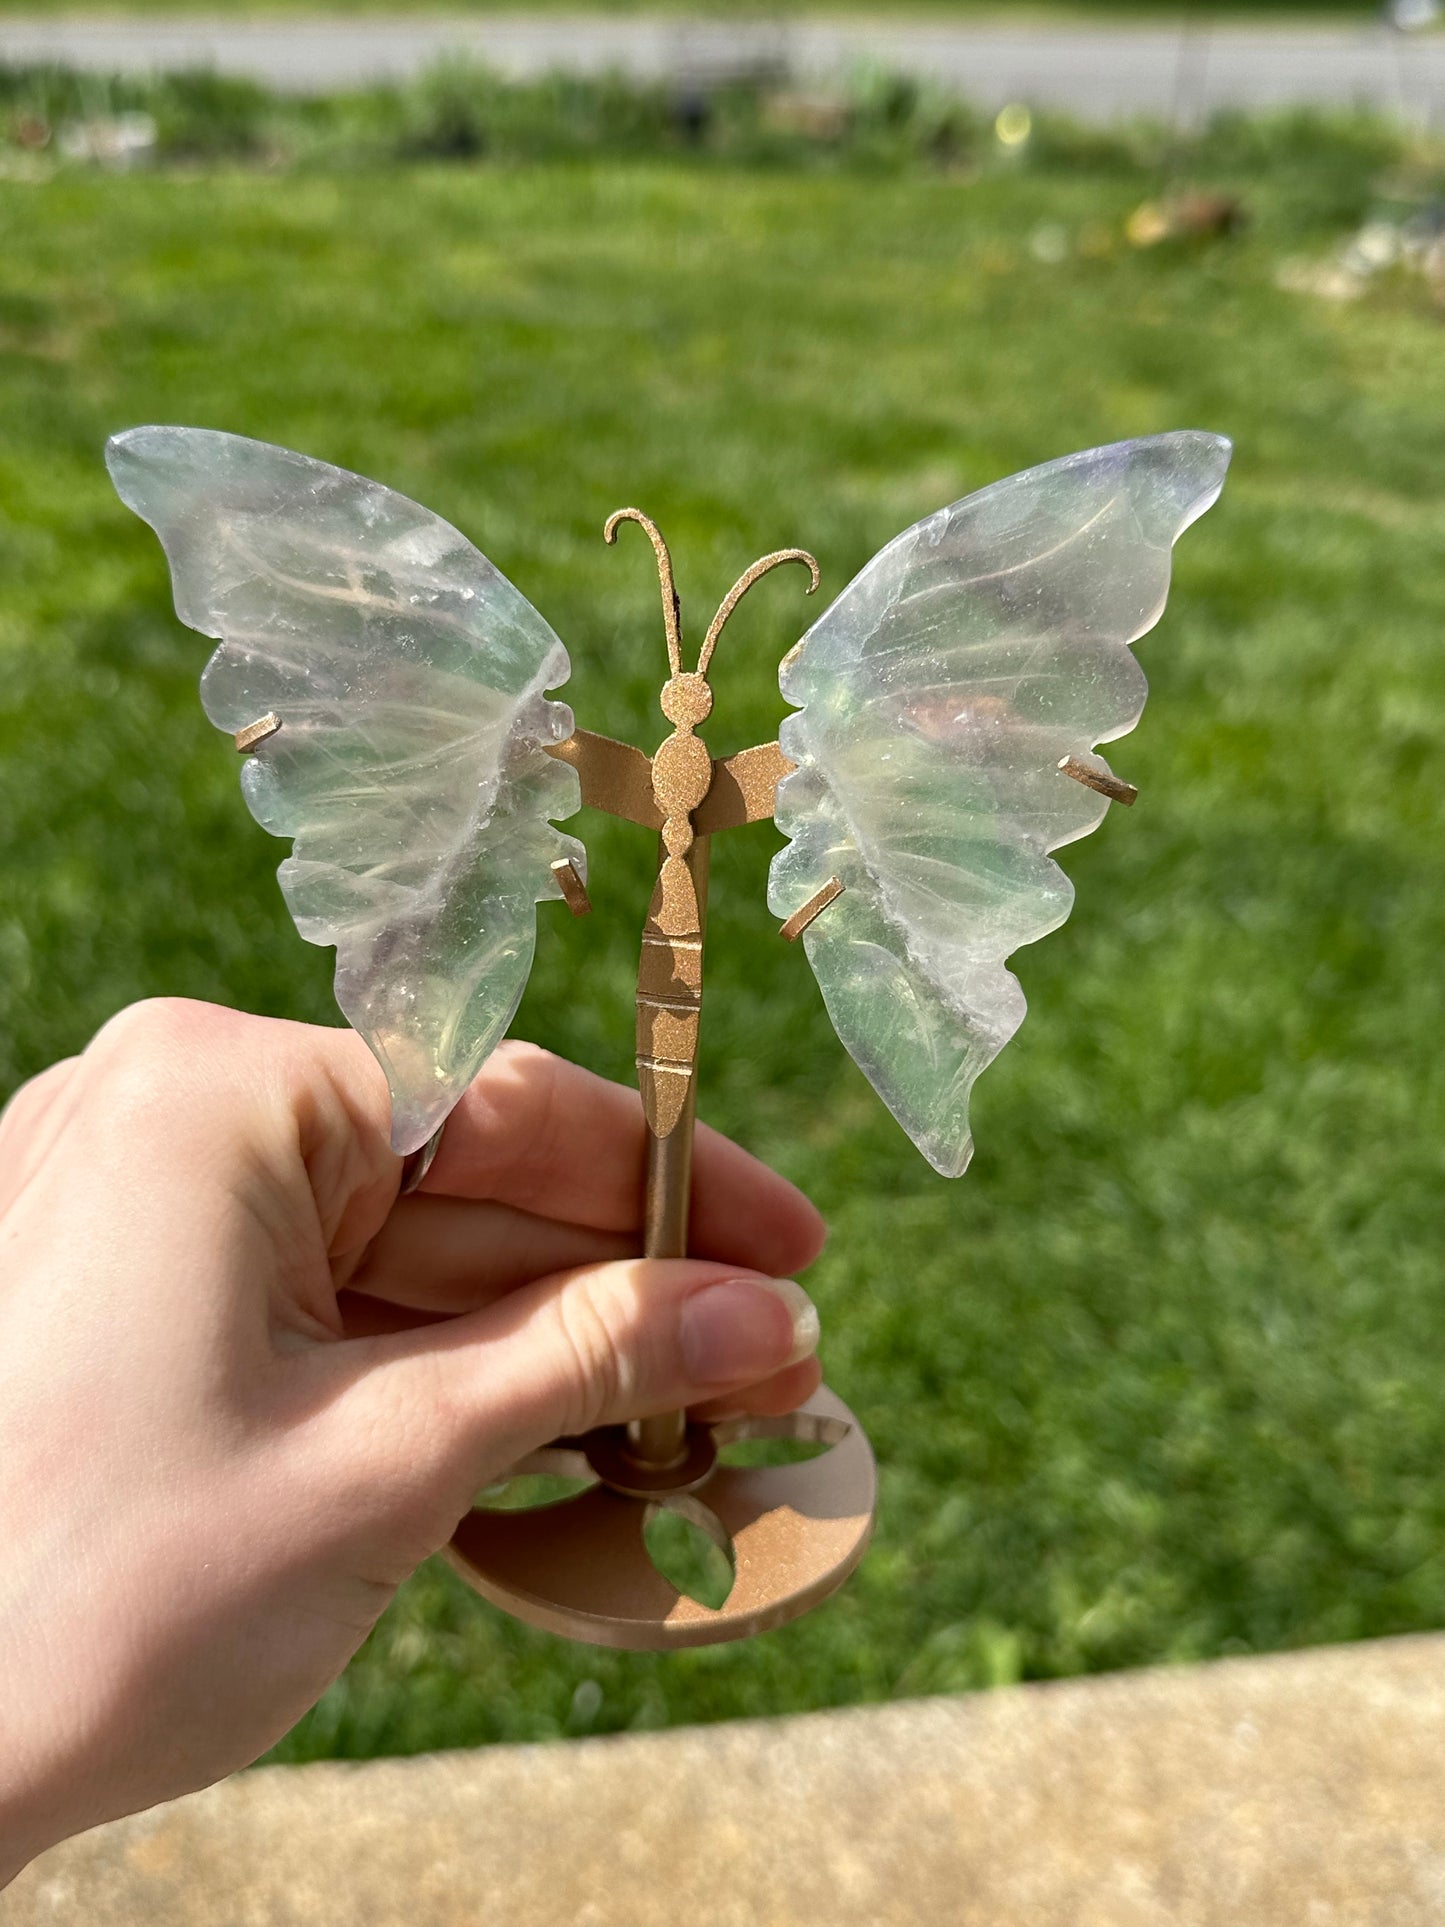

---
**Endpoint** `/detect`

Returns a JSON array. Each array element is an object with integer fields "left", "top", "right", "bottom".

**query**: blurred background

[{"left": 0, "top": 0, "right": 1442, "bottom": 1770}]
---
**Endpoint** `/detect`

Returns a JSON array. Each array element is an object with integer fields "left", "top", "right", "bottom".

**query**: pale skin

[{"left": 0, "top": 999, "right": 825, "bottom": 1886}]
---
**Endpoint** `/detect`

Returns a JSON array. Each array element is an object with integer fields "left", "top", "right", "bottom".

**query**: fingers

[
  {"left": 334, "top": 1292, "right": 451, "bottom": 1338},
  {"left": 333, "top": 1301, "right": 825, "bottom": 1417},
  {"left": 687, "top": 1356, "right": 824, "bottom": 1423},
  {"left": 0, "top": 1057, "right": 81, "bottom": 1216},
  {"left": 345, "top": 1164, "right": 823, "bottom": 1312},
  {"left": 342, "top": 1196, "right": 635, "bottom": 1311},
  {"left": 325, "top": 1256, "right": 822, "bottom": 1523},
  {"left": 59, "top": 1000, "right": 397, "bottom": 1256},
  {"left": 50, "top": 1006, "right": 828, "bottom": 1331},
  {"left": 419, "top": 1043, "right": 827, "bottom": 1278}
]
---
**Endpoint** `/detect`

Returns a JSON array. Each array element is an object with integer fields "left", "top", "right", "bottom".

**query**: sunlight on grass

[{"left": 1, "top": 116, "right": 1443, "bottom": 1757}]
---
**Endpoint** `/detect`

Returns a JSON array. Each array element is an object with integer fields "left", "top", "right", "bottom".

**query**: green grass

[{"left": 2, "top": 105, "right": 1445, "bottom": 1761}]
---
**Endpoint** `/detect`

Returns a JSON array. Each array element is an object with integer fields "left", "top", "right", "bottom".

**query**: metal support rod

[
  {"left": 442, "top": 518, "right": 878, "bottom": 1650},
  {"left": 626, "top": 1101, "right": 697, "bottom": 1468},
  {"left": 627, "top": 836, "right": 710, "bottom": 1469}
]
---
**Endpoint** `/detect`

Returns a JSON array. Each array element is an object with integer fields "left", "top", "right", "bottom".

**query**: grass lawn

[{"left": 2, "top": 116, "right": 1444, "bottom": 1760}]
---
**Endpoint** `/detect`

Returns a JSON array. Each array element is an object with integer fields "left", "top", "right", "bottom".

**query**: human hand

[{"left": 0, "top": 1000, "right": 824, "bottom": 1880}]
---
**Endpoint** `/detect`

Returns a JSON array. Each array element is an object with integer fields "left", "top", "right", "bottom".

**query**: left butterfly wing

[
  {"left": 108, "top": 426, "right": 583, "bottom": 1155},
  {"left": 768, "top": 431, "right": 1230, "bottom": 1177}
]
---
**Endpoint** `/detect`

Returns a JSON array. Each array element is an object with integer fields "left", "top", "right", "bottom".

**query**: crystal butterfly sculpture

[{"left": 109, "top": 425, "right": 1229, "bottom": 1176}]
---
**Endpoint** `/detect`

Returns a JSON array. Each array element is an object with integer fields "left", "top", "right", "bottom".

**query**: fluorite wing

[
  {"left": 108, "top": 426, "right": 584, "bottom": 1154},
  {"left": 768, "top": 431, "right": 1230, "bottom": 1177}
]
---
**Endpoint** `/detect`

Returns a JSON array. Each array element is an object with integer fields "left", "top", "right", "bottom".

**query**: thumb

[{"left": 327, "top": 1257, "right": 820, "bottom": 1524}]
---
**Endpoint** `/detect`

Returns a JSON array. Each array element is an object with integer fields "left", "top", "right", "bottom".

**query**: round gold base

[{"left": 445, "top": 1386, "right": 876, "bottom": 1651}]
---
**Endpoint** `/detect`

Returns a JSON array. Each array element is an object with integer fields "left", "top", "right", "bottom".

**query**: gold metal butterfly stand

[{"left": 443, "top": 510, "right": 878, "bottom": 1649}]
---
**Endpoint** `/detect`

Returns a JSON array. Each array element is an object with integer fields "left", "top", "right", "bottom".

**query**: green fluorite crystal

[
  {"left": 769, "top": 431, "right": 1231, "bottom": 1176},
  {"left": 109, "top": 426, "right": 583, "bottom": 1154}
]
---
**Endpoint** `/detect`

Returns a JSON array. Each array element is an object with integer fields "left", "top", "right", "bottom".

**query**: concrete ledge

[{"left": 8, "top": 1635, "right": 1445, "bottom": 1925}]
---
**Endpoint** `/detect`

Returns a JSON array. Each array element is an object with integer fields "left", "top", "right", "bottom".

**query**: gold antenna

[
  {"left": 605, "top": 507, "right": 683, "bottom": 677},
  {"left": 698, "top": 547, "right": 820, "bottom": 676}
]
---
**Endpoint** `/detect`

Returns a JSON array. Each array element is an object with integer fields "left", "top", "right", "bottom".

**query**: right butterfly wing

[
  {"left": 108, "top": 426, "right": 583, "bottom": 1154},
  {"left": 769, "top": 431, "right": 1230, "bottom": 1177}
]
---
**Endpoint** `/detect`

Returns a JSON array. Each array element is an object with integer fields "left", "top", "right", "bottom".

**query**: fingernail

[{"left": 680, "top": 1277, "right": 821, "bottom": 1386}]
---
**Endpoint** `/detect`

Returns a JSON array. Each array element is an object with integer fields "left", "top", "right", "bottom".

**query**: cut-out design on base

[
  {"left": 445, "top": 1385, "right": 876, "bottom": 1650},
  {"left": 475, "top": 1470, "right": 596, "bottom": 1513},
  {"left": 643, "top": 1497, "right": 736, "bottom": 1610}
]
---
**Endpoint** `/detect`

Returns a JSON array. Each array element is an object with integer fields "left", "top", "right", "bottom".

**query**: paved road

[{"left": 0, "top": 15, "right": 1440, "bottom": 122}]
